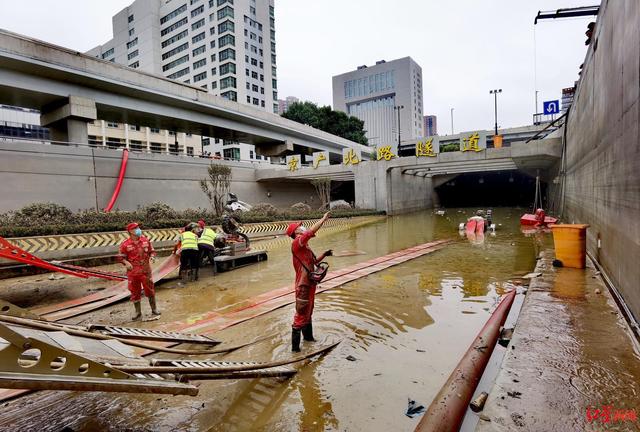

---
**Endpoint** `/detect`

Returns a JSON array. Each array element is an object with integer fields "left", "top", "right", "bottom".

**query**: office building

[
  {"left": 423, "top": 115, "right": 437, "bottom": 137},
  {"left": 0, "top": 105, "right": 49, "bottom": 141},
  {"left": 86, "top": 0, "right": 277, "bottom": 161},
  {"left": 332, "top": 57, "right": 424, "bottom": 147},
  {"left": 277, "top": 96, "right": 299, "bottom": 115}
]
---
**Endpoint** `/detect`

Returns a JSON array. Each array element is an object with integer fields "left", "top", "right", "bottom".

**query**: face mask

[
  {"left": 298, "top": 226, "right": 307, "bottom": 234},
  {"left": 133, "top": 228, "right": 142, "bottom": 237}
]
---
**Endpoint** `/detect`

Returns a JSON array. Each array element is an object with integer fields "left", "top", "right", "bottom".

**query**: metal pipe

[{"left": 414, "top": 290, "right": 516, "bottom": 432}]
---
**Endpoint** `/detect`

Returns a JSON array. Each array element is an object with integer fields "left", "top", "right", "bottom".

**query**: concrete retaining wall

[
  {"left": 563, "top": 0, "right": 640, "bottom": 319},
  {"left": 0, "top": 141, "right": 318, "bottom": 212}
]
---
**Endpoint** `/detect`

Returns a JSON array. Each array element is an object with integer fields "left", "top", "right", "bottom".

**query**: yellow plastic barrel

[{"left": 550, "top": 224, "right": 589, "bottom": 269}]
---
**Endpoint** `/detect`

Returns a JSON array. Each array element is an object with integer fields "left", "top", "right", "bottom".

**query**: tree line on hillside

[{"left": 281, "top": 101, "right": 368, "bottom": 145}]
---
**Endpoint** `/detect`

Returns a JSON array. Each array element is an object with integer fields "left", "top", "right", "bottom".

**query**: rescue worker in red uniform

[
  {"left": 286, "top": 211, "right": 332, "bottom": 352},
  {"left": 119, "top": 222, "right": 160, "bottom": 320}
]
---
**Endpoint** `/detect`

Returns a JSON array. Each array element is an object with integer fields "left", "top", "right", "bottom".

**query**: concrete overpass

[
  {"left": 256, "top": 139, "right": 562, "bottom": 213},
  {"left": 0, "top": 29, "right": 371, "bottom": 158}
]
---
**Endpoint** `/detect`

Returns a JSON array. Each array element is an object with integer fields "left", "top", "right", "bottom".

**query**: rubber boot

[
  {"left": 148, "top": 296, "right": 161, "bottom": 316},
  {"left": 193, "top": 268, "right": 199, "bottom": 281},
  {"left": 302, "top": 322, "right": 316, "bottom": 342},
  {"left": 291, "top": 328, "right": 302, "bottom": 353},
  {"left": 132, "top": 301, "right": 142, "bottom": 321}
]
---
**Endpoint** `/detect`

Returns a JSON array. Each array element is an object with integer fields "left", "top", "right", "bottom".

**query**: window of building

[
  {"left": 187, "top": 146, "right": 194, "bottom": 156},
  {"left": 252, "top": 97, "right": 259, "bottom": 105},
  {"left": 194, "top": 71, "right": 207, "bottom": 82},
  {"left": 161, "top": 17, "right": 188, "bottom": 36},
  {"left": 218, "top": 34, "right": 235, "bottom": 48},
  {"left": 251, "top": 71, "right": 258, "bottom": 79},
  {"left": 244, "top": 41, "right": 249, "bottom": 49},
  {"left": 221, "top": 90, "right": 237, "bottom": 101},
  {"left": 217, "top": 0, "right": 233, "bottom": 5},
  {"left": 260, "top": 87, "right": 264, "bottom": 94},
  {"left": 107, "top": 122, "right": 119, "bottom": 128},
  {"left": 271, "top": 41, "right": 276, "bottom": 52},
  {"left": 211, "top": 53, "right": 216, "bottom": 62},
  {"left": 160, "top": 4, "right": 187, "bottom": 24},
  {"left": 273, "top": 90, "right": 277, "bottom": 100},
  {"left": 259, "top": 48, "right": 263, "bottom": 57},
  {"left": 192, "top": 32, "right": 205, "bottom": 44},
  {"left": 192, "top": 45, "right": 206, "bottom": 56},
  {"left": 220, "top": 76, "right": 236, "bottom": 89},
  {"left": 127, "top": 50, "right": 139, "bottom": 60},
  {"left": 219, "top": 62, "right": 236, "bottom": 75},
  {"left": 271, "top": 53, "right": 276, "bottom": 64},
  {"left": 272, "top": 66, "right": 276, "bottom": 76},
  {"left": 211, "top": 81, "right": 217, "bottom": 89},
  {"left": 250, "top": 45, "right": 257, "bottom": 54},
  {"left": 210, "top": 25, "right": 216, "bottom": 34},
  {"left": 250, "top": 6, "right": 256, "bottom": 15},
  {"left": 260, "top": 74, "right": 264, "bottom": 81},
  {"left": 150, "top": 128, "right": 160, "bottom": 133},
  {"left": 245, "top": 55, "right": 249, "bottom": 62},
  {"left": 129, "top": 61, "right": 139, "bottom": 68},
  {"left": 219, "top": 48, "right": 235, "bottom": 61},
  {"left": 245, "top": 68, "right": 249, "bottom": 76},
  {"left": 211, "top": 67, "right": 217, "bottom": 75},
  {"left": 210, "top": 40, "right": 216, "bottom": 49},
  {"left": 191, "top": 0, "right": 202, "bottom": 4},
  {"left": 163, "top": 56, "right": 189, "bottom": 72},
  {"left": 250, "top": 150, "right": 254, "bottom": 159},
  {"left": 218, "top": 20, "right": 234, "bottom": 34},
  {"left": 162, "top": 29, "right": 188, "bottom": 48},
  {"left": 252, "top": 84, "right": 258, "bottom": 92},
  {"left": 258, "top": 36, "right": 262, "bottom": 43},
  {"left": 273, "top": 103, "right": 279, "bottom": 114},
  {"left": 191, "top": 5, "right": 204, "bottom": 17},
  {"left": 191, "top": 18, "right": 205, "bottom": 30},
  {"left": 250, "top": 58, "right": 257, "bottom": 66},
  {"left": 130, "top": 125, "right": 141, "bottom": 131},
  {"left": 269, "top": 5, "right": 274, "bottom": 17},
  {"left": 193, "top": 58, "right": 207, "bottom": 69},
  {"left": 246, "top": 82, "right": 250, "bottom": 90},
  {"left": 223, "top": 147, "right": 240, "bottom": 160},
  {"left": 217, "top": 6, "right": 234, "bottom": 20},
  {"left": 128, "top": 14, "right": 134, "bottom": 23},
  {"left": 162, "top": 42, "right": 188, "bottom": 60},
  {"left": 129, "top": 28, "right": 135, "bottom": 36},
  {"left": 101, "top": 48, "right": 114, "bottom": 59},
  {"left": 261, "top": 100, "right": 265, "bottom": 107},
  {"left": 246, "top": 95, "right": 251, "bottom": 102},
  {"left": 250, "top": 32, "right": 256, "bottom": 40},
  {"left": 259, "top": 61, "right": 263, "bottom": 69}
]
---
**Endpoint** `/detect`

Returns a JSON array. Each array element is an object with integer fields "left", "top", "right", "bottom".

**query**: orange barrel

[
  {"left": 493, "top": 134, "right": 503, "bottom": 148},
  {"left": 550, "top": 224, "right": 589, "bottom": 268}
]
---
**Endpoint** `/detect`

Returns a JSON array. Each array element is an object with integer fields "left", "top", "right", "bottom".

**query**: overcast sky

[{"left": 0, "top": 0, "right": 594, "bottom": 134}]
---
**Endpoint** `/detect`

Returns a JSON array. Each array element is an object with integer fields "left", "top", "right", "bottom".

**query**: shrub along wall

[{"left": 0, "top": 202, "right": 384, "bottom": 238}]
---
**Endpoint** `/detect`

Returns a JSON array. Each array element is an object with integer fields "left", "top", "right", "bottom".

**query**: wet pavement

[
  {"left": 476, "top": 248, "right": 640, "bottom": 432},
  {"left": 0, "top": 208, "right": 624, "bottom": 431}
]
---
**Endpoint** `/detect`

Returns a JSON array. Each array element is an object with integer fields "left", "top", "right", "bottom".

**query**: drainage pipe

[
  {"left": 415, "top": 289, "right": 516, "bottom": 432},
  {"left": 104, "top": 149, "right": 129, "bottom": 212}
]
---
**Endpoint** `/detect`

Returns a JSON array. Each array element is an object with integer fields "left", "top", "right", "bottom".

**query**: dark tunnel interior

[{"left": 435, "top": 170, "right": 546, "bottom": 208}]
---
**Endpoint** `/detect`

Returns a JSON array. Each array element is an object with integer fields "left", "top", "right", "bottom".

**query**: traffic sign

[{"left": 543, "top": 100, "right": 560, "bottom": 115}]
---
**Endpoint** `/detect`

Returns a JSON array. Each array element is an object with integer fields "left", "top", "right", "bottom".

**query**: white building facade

[
  {"left": 87, "top": 0, "right": 277, "bottom": 162},
  {"left": 332, "top": 57, "right": 424, "bottom": 149}
]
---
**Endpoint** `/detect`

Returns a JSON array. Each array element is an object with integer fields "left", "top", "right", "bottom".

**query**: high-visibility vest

[
  {"left": 198, "top": 227, "right": 217, "bottom": 247},
  {"left": 181, "top": 231, "right": 199, "bottom": 250}
]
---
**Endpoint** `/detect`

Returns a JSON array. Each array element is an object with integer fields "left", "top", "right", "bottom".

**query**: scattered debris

[
  {"left": 405, "top": 398, "right": 425, "bottom": 418},
  {"left": 479, "top": 414, "right": 491, "bottom": 422},
  {"left": 345, "top": 355, "right": 357, "bottom": 362},
  {"left": 507, "top": 391, "right": 522, "bottom": 399},
  {"left": 470, "top": 391, "right": 489, "bottom": 412},
  {"left": 594, "top": 288, "right": 601, "bottom": 294},
  {"left": 552, "top": 259, "right": 563, "bottom": 267},
  {"left": 511, "top": 412, "right": 526, "bottom": 427},
  {"left": 521, "top": 272, "right": 542, "bottom": 279}
]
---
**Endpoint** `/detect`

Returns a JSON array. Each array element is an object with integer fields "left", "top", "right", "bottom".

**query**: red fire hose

[
  {"left": 103, "top": 149, "right": 129, "bottom": 212},
  {"left": 415, "top": 289, "right": 516, "bottom": 432}
]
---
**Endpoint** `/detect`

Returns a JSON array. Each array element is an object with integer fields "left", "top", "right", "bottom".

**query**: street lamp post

[
  {"left": 393, "top": 105, "right": 404, "bottom": 147},
  {"left": 450, "top": 108, "right": 455, "bottom": 134},
  {"left": 489, "top": 89, "right": 502, "bottom": 136}
]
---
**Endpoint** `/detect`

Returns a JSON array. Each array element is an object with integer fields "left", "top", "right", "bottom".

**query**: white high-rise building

[
  {"left": 332, "top": 57, "right": 424, "bottom": 148},
  {"left": 87, "top": 0, "right": 277, "bottom": 162}
]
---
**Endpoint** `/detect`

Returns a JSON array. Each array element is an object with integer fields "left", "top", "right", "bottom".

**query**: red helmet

[
  {"left": 286, "top": 222, "right": 302, "bottom": 238},
  {"left": 197, "top": 219, "right": 206, "bottom": 228},
  {"left": 126, "top": 222, "right": 139, "bottom": 232}
]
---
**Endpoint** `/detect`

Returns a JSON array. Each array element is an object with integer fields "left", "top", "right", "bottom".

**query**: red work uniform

[
  {"left": 119, "top": 236, "right": 156, "bottom": 302},
  {"left": 291, "top": 230, "right": 318, "bottom": 329}
]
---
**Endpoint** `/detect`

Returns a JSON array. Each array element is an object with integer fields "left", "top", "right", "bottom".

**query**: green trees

[{"left": 282, "top": 102, "right": 368, "bottom": 145}]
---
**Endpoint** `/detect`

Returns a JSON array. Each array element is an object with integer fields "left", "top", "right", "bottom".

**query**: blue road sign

[{"left": 543, "top": 100, "right": 560, "bottom": 115}]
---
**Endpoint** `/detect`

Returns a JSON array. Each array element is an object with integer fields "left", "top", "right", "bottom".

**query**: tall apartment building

[
  {"left": 86, "top": 0, "right": 277, "bottom": 161},
  {"left": 277, "top": 95, "right": 299, "bottom": 115},
  {"left": 423, "top": 115, "right": 437, "bottom": 137},
  {"left": 332, "top": 57, "right": 424, "bottom": 148}
]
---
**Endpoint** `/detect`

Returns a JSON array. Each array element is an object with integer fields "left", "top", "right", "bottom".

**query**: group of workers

[{"left": 118, "top": 210, "right": 334, "bottom": 350}]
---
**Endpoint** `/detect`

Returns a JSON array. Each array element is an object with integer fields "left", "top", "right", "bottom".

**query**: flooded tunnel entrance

[{"left": 435, "top": 170, "right": 544, "bottom": 208}]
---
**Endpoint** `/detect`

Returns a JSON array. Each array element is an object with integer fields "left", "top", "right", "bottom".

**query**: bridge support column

[
  {"left": 353, "top": 162, "right": 388, "bottom": 212},
  {"left": 40, "top": 96, "right": 97, "bottom": 144}
]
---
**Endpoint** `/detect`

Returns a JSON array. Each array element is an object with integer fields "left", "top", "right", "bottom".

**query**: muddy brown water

[{"left": 0, "top": 208, "right": 539, "bottom": 431}]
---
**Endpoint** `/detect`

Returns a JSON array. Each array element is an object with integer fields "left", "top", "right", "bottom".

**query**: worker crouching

[
  {"left": 118, "top": 222, "right": 160, "bottom": 320},
  {"left": 197, "top": 219, "right": 218, "bottom": 269},
  {"left": 287, "top": 211, "right": 333, "bottom": 352},
  {"left": 177, "top": 222, "right": 201, "bottom": 282}
]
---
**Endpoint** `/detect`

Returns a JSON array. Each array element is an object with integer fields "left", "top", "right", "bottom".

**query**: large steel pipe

[{"left": 415, "top": 289, "right": 516, "bottom": 432}]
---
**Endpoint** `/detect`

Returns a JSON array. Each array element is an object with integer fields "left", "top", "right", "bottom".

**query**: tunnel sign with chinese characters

[
  {"left": 312, "top": 151, "right": 329, "bottom": 169},
  {"left": 416, "top": 136, "right": 440, "bottom": 157},
  {"left": 286, "top": 155, "right": 301, "bottom": 171},
  {"left": 460, "top": 131, "right": 487, "bottom": 152},
  {"left": 342, "top": 147, "right": 362, "bottom": 166}
]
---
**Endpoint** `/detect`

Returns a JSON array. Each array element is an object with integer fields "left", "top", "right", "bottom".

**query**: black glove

[{"left": 324, "top": 249, "right": 333, "bottom": 257}]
